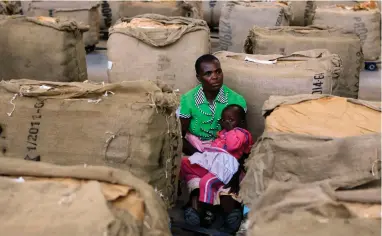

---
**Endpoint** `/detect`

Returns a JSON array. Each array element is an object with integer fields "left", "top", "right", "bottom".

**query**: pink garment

[
  {"left": 188, "top": 147, "right": 239, "bottom": 184},
  {"left": 180, "top": 157, "right": 224, "bottom": 204},
  {"left": 185, "top": 128, "right": 253, "bottom": 159},
  {"left": 211, "top": 128, "right": 253, "bottom": 159}
]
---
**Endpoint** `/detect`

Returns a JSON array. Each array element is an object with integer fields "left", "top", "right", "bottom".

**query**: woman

[{"left": 177, "top": 54, "right": 247, "bottom": 233}]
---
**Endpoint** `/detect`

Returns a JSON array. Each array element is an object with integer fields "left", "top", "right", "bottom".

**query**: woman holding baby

[{"left": 177, "top": 54, "right": 254, "bottom": 233}]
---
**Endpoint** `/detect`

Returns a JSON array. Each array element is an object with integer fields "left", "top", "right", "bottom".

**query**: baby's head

[{"left": 220, "top": 104, "right": 246, "bottom": 131}]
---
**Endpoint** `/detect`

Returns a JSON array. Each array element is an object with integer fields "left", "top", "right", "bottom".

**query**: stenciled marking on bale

[
  {"left": 354, "top": 17, "right": 368, "bottom": 46},
  {"left": 312, "top": 72, "right": 325, "bottom": 94},
  {"left": 220, "top": 3, "right": 234, "bottom": 50},
  {"left": 279, "top": 48, "right": 286, "bottom": 55},
  {"left": 157, "top": 55, "right": 171, "bottom": 71},
  {"left": 275, "top": 9, "right": 283, "bottom": 26},
  {"left": 157, "top": 55, "right": 176, "bottom": 88},
  {"left": 353, "top": 51, "right": 363, "bottom": 93},
  {"left": 209, "top": 0, "right": 217, "bottom": 25},
  {"left": 24, "top": 100, "right": 44, "bottom": 162},
  {"left": 304, "top": 1, "right": 315, "bottom": 26},
  {"left": 101, "top": 1, "right": 112, "bottom": 28}
]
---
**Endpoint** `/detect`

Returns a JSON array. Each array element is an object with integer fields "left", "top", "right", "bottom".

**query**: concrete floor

[{"left": 86, "top": 39, "right": 381, "bottom": 102}]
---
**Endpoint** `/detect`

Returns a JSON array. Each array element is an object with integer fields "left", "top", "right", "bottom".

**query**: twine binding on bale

[{"left": 7, "top": 93, "right": 18, "bottom": 117}]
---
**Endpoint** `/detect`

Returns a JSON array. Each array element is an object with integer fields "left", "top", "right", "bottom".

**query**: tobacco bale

[
  {"left": 214, "top": 49, "right": 342, "bottom": 139},
  {"left": 0, "top": 79, "right": 182, "bottom": 208},
  {"left": 0, "top": 1, "right": 21, "bottom": 15},
  {"left": 219, "top": 1, "right": 291, "bottom": 52},
  {"left": 107, "top": 14, "right": 210, "bottom": 94},
  {"left": 244, "top": 26, "right": 363, "bottom": 98},
  {"left": 240, "top": 94, "right": 381, "bottom": 206},
  {"left": 118, "top": 1, "right": 202, "bottom": 19},
  {"left": 312, "top": 4, "right": 381, "bottom": 61},
  {"left": 0, "top": 157, "right": 171, "bottom": 236},
  {"left": 21, "top": 1, "right": 100, "bottom": 46},
  {"left": 0, "top": 15, "right": 88, "bottom": 82},
  {"left": 246, "top": 181, "right": 381, "bottom": 236},
  {"left": 288, "top": 0, "right": 315, "bottom": 26}
]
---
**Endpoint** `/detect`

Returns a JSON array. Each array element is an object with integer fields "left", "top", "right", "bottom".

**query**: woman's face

[{"left": 198, "top": 60, "right": 223, "bottom": 92}]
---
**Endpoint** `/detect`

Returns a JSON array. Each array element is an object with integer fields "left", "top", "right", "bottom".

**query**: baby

[{"left": 181, "top": 104, "right": 254, "bottom": 206}]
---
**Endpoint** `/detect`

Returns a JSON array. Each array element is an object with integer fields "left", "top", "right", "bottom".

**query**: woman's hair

[
  {"left": 195, "top": 54, "right": 219, "bottom": 75},
  {"left": 222, "top": 104, "right": 246, "bottom": 122}
]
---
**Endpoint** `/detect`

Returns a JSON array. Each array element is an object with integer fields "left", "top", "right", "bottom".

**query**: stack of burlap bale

[
  {"left": 0, "top": 79, "right": 182, "bottom": 209},
  {"left": 239, "top": 94, "right": 381, "bottom": 235},
  {"left": 311, "top": 1, "right": 381, "bottom": 101},
  {"left": 312, "top": 1, "right": 381, "bottom": 63},
  {"left": 21, "top": 1, "right": 101, "bottom": 48},
  {"left": 243, "top": 25, "right": 363, "bottom": 98},
  {"left": 0, "top": 0, "right": 208, "bottom": 220},
  {"left": 99, "top": 0, "right": 203, "bottom": 33}
]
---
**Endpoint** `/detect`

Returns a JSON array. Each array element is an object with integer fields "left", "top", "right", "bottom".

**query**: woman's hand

[{"left": 182, "top": 138, "right": 199, "bottom": 156}]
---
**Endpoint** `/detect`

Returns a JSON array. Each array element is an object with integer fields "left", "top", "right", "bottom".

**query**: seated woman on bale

[{"left": 177, "top": 54, "right": 252, "bottom": 233}]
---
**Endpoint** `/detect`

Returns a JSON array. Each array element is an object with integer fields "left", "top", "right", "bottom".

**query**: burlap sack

[
  {"left": 202, "top": 0, "right": 224, "bottom": 28},
  {"left": 244, "top": 26, "right": 363, "bottom": 98},
  {"left": 107, "top": 14, "right": 210, "bottom": 94},
  {"left": 288, "top": 0, "right": 315, "bottom": 26},
  {"left": 21, "top": 1, "right": 100, "bottom": 46},
  {"left": 246, "top": 181, "right": 381, "bottom": 236},
  {"left": 314, "top": 1, "right": 382, "bottom": 11},
  {"left": 0, "top": 15, "right": 88, "bottom": 82},
  {"left": 315, "top": 1, "right": 358, "bottom": 8},
  {"left": 119, "top": 1, "right": 202, "bottom": 19},
  {"left": 0, "top": 1, "right": 21, "bottom": 15},
  {"left": 240, "top": 94, "right": 381, "bottom": 206},
  {"left": 313, "top": 5, "right": 381, "bottom": 61},
  {"left": 219, "top": 1, "right": 291, "bottom": 52},
  {"left": 214, "top": 49, "right": 342, "bottom": 139},
  {"left": 0, "top": 79, "right": 182, "bottom": 208},
  {"left": 99, "top": 1, "right": 121, "bottom": 30},
  {"left": 0, "top": 157, "right": 170, "bottom": 236}
]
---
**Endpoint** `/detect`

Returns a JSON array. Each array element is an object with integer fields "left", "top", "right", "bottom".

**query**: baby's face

[{"left": 221, "top": 108, "right": 241, "bottom": 131}]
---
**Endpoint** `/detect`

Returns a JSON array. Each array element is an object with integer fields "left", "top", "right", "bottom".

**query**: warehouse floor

[{"left": 86, "top": 39, "right": 382, "bottom": 102}]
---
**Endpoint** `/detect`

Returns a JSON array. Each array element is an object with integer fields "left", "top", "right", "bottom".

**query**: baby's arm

[{"left": 224, "top": 129, "right": 247, "bottom": 152}]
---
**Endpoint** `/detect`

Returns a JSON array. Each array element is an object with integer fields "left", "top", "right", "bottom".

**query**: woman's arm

[{"left": 180, "top": 118, "right": 199, "bottom": 156}]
